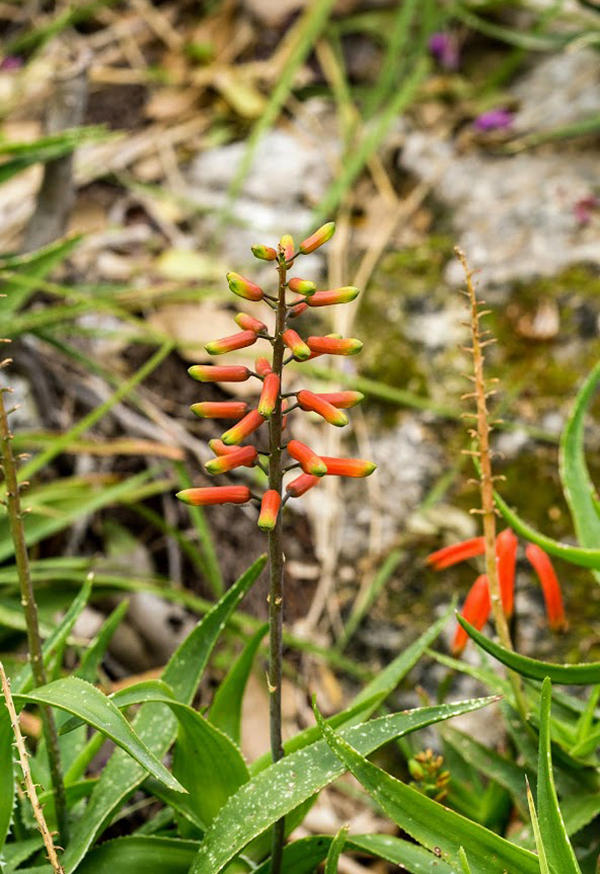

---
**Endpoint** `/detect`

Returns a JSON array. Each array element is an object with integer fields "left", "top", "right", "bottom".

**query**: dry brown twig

[{"left": 0, "top": 662, "right": 65, "bottom": 874}]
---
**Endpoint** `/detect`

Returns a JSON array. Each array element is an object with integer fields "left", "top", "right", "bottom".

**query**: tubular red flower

[
  {"left": 426, "top": 536, "right": 486, "bottom": 571},
  {"left": 321, "top": 456, "right": 377, "bottom": 477},
  {"left": 288, "top": 278, "right": 316, "bottom": 296},
  {"left": 497, "top": 528, "right": 518, "bottom": 619},
  {"left": 209, "top": 439, "right": 256, "bottom": 466},
  {"left": 525, "top": 543, "right": 567, "bottom": 631},
  {"left": 296, "top": 390, "right": 349, "bottom": 427},
  {"left": 281, "top": 398, "right": 289, "bottom": 432},
  {"left": 188, "top": 364, "right": 251, "bottom": 383},
  {"left": 221, "top": 409, "right": 266, "bottom": 445},
  {"left": 282, "top": 329, "right": 311, "bottom": 361},
  {"left": 286, "top": 472, "right": 321, "bottom": 497},
  {"left": 226, "top": 272, "right": 264, "bottom": 301},
  {"left": 280, "top": 234, "right": 295, "bottom": 263},
  {"left": 306, "top": 336, "right": 363, "bottom": 356},
  {"left": 258, "top": 372, "right": 280, "bottom": 418},
  {"left": 258, "top": 489, "right": 281, "bottom": 531},
  {"left": 176, "top": 486, "right": 252, "bottom": 506},
  {"left": 312, "top": 391, "right": 364, "bottom": 409},
  {"left": 235, "top": 312, "right": 268, "bottom": 333},
  {"left": 191, "top": 401, "right": 248, "bottom": 419},
  {"left": 205, "top": 330, "right": 258, "bottom": 355},
  {"left": 287, "top": 439, "right": 327, "bottom": 477},
  {"left": 452, "top": 574, "right": 491, "bottom": 655},
  {"left": 307, "top": 287, "right": 359, "bottom": 307},
  {"left": 251, "top": 244, "right": 277, "bottom": 262},
  {"left": 306, "top": 333, "right": 343, "bottom": 360},
  {"left": 205, "top": 445, "right": 258, "bottom": 474},
  {"left": 299, "top": 221, "right": 335, "bottom": 254},
  {"left": 288, "top": 301, "right": 308, "bottom": 319},
  {"left": 255, "top": 357, "right": 273, "bottom": 377}
]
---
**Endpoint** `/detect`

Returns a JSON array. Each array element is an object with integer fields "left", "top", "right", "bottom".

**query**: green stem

[
  {"left": 0, "top": 383, "right": 69, "bottom": 845},
  {"left": 267, "top": 256, "right": 287, "bottom": 873}
]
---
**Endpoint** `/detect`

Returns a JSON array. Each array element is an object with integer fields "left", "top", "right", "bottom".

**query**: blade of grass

[{"left": 339, "top": 548, "right": 403, "bottom": 650}]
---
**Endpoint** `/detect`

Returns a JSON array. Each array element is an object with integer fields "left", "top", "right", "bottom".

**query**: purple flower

[
  {"left": 0, "top": 56, "right": 23, "bottom": 72},
  {"left": 428, "top": 33, "right": 459, "bottom": 71},
  {"left": 573, "top": 195, "right": 599, "bottom": 227},
  {"left": 473, "top": 108, "right": 514, "bottom": 133}
]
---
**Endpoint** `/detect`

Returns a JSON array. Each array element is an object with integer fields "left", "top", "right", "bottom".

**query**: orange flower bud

[
  {"left": 286, "top": 472, "right": 321, "bottom": 497},
  {"left": 452, "top": 574, "right": 491, "bottom": 656},
  {"left": 296, "top": 390, "right": 348, "bottom": 427},
  {"left": 251, "top": 244, "right": 277, "bottom": 262},
  {"left": 288, "top": 301, "right": 308, "bottom": 319},
  {"left": 258, "top": 489, "right": 281, "bottom": 531},
  {"left": 234, "top": 312, "right": 268, "bottom": 333},
  {"left": 307, "top": 333, "right": 343, "bottom": 360},
  {"left": 307, "top": 286, "right": 359, "bottom": 307},
  {"left": 426, "top": 536, "right": 486, "bottom": 571},
  {"left": 191, "top": 401, "right": 248, "bottom": 419},
  {"left": 258, "top": 372, "right": 280, "bottom": 418},
  {"left": 281, "top": 398, "right": 289, "bottom": 432},
  {"left": 226, "top": 272, "right": 264, "bottom": 301},
  {"left": 321, "top": 456, "right": 376, "bottom": 477},
  {"left": 288, "top": 277, "right": 316, "bottom": 296},
  {"left": 313, "top": 391, "right": 364, "bottom": 409},
  {"left": 255, "top": 357, "right": 273, "bottom": 377},
  {"left": 283, "top": 329, "right": 311, "bottom": 360},
  {"left": 497, "top": 528, "right": 518, "bottom": 619},
  {"left": 525, "top": 543, "right": 567, "bottom": 631},
  {"left": 176, "top": 486, "right": 252, "bottom": 506},
  {"left": 205, "top": 445, "right": 258, "bottom": 475},
  {"left": 188, "top": 364, "right": 251, "bottom": 383},
  {"left": 221, "top": 409, "right": 266, "bottom": 445},
  {"left": 205, "top": 330, "right": 258, "bottom": 355},
  {"left": 306, "top": 336, "right": 363, "bottom": 356},
  {"left": 280, "top": 234, "right": 295, "bottom": 262},
  {"left": 299, "top": 221, "right": 335, "bottom": 254},
  {"left": 287, "top": 439, "right": 327, "bottom": 477}
]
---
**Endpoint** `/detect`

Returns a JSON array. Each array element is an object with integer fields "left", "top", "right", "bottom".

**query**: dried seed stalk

[
  {"left": 456, "top": 248, "right": 527, "bottom": 718},
  {"left": 0, "top": 662, "right": 65, "bottom": 874}
]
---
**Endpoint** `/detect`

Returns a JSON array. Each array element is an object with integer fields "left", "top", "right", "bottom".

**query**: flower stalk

[
  {"left": 178, "top": 223, "right": 376, "bottom": 872},
  {"left": 0, "top": 379, "right": 69, "bottom": 844},
  {"left": 456, "top": 247, "right": 528, "bottom": 720}
]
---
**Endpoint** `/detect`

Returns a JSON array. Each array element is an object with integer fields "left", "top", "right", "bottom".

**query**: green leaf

[
  {"left": 209, "top": 623, "right": 268, "bottom": 745},
  {"left": 458, "top": 847, "right": 473, "bottom": 874},
  {"left": 252, "top": 833, "right": 457, "bottom": 874},
  {"left": 61, "top": 555, "right": 266, "bottom": 873},
  {"left": 12, "top": 678, "right": 185, "bottom": 793},
  {"left": 173, "top": 705, "right": 249, "bottom": 826},
  {"left": 0, "top": 705, "right": 14, "bottom": 854},
  {"left": 59, "top": 679, "right": 176, "bottom": 734},
  {"left": 559, "top": 360, "right": 600, "bottom": 582},
  {"left": 495, "top": 490, "right": 600, "bottom": 570},
  {"left": 325, "top": 824, "right": 349, "bottom": 873},
  {"left": 527, "top": 777, "right": 550, "bottom": 874},
  {"left": 313, "top": 704, "right": 540, "bottom": 873},
  {"left": 456, "top": 615, "right": 600, "bottom": 684},
  {"left": 75, "top": 836, "right": 200, "bottom": 873},
  {"left": 537, "top": 678, "right": 582, "bottom": 873},
  {"left": 189, "top": 697, "right": 496, "bottom": 873}
]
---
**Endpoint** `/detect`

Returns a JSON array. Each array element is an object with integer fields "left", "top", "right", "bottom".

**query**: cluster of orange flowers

[
  {"left": 177, "top": 223, "right": 376, "bottom": 530},
  {"left": 427, "top": 529, "right": 566, "bottom": 654}
]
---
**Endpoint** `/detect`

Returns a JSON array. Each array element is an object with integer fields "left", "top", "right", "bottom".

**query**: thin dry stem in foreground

[
  {"left": 0, "top": 662, "right": 65, "bottom": 874},
  {"left": 456, "top": 247, "right": 527, "bottom": 718}
]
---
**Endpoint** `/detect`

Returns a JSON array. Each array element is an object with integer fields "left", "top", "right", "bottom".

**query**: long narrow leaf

[
  {"left": 61, "top": 555, "right": 266, "bottom": 873},
  {"left": 457, "top": 615, "right": 600, "bottom": 684},
  {"left": 537, "top": 678, "right": 581, "bottom": 873},
  {"left": 314, "top": 704, "right": 539, "bottom": 873},
  {"left": 190, "top": 697, "right": 496, "bottom": 873},
  {"left": 12, "top": 678, "right": 185, "bottom": 793}
]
